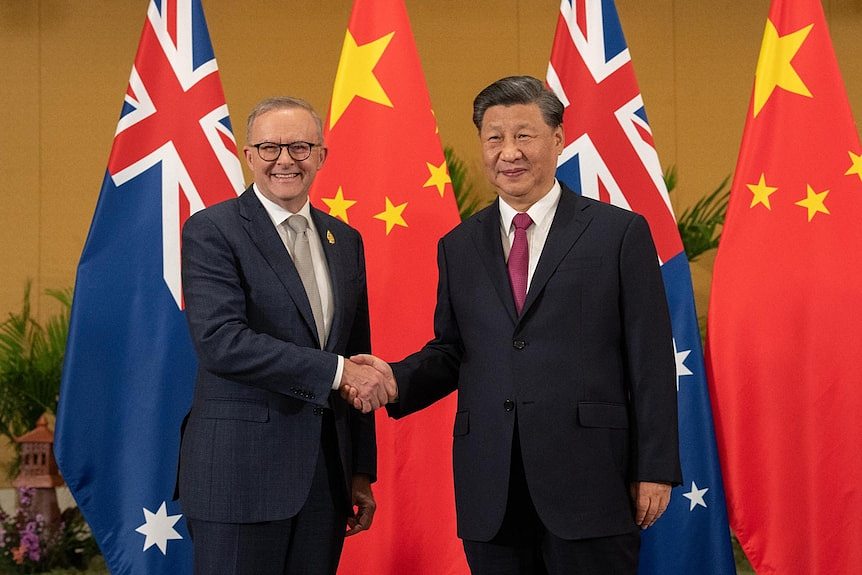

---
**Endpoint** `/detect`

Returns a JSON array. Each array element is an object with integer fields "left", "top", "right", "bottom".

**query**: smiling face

[
  {"left": 479, "top": 103, "right": 564, "bottom": 212},
  {"left": 243, "top": 107, "right": 327, "bottom": 213}
]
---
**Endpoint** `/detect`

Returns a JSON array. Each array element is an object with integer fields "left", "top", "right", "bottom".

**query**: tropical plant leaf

[
  {"left": 664, "top": 166, "right": 731, "bottom": 262},
  {"left": 0, "top": 282, "right": 72, "bottom": 475},
  {"left": 677, "top": 176, "right": 731, "bottom": 262},
  {"left": 444, "top": 146, "right": 490, "bottom": 220}
]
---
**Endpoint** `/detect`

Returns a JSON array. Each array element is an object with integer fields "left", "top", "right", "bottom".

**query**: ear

[
  {"left": 317, "top": 146, "right": 328, "bottom": 169},
  {"left": 243, "top": 146, "right": 255, "bottom": 170},
  {"left": 553, "top": 125, "right": 564, "bottom": 154}
]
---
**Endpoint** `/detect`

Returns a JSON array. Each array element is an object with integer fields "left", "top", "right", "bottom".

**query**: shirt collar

[
  {"left": 499, "top": 179, "right": 562, "bottom": 233},
  {"left": 252, "top": 184, "right": 314, "bottom": 230}
]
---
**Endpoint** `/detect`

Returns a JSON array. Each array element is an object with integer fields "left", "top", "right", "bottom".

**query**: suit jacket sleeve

[
  {"left": 181, "top": 210, "right": 338, "bottom": 406},
  {"left": 621, "top": 215, "right": 682, "bottom": 486}
]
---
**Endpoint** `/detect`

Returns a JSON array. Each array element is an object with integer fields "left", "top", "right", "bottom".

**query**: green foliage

[
  {"left": 0, "top": 283, "right": 72, "bottom": 473},
  {"left": 444, "top": 146, "right": 490, "bottom": 220},
  {"left": 664, "top": 166, "right": 731, "bottom": 262}
]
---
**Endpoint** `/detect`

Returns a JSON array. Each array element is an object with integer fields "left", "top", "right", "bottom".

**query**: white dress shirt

[
  {"left": 499, "top": 180, "right": 562, "bottom": 292},
  {"left": 253, "top": 185, "right": 344, "bottom": 389}
]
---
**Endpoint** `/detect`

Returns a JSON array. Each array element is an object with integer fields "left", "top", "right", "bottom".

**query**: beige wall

[{"left": 1, "top": 0, "right": 861, "bottom": 329}]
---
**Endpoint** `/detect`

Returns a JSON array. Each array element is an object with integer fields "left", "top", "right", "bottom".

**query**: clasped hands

[{"left": 339, "top": 354, "right": 397, "bottom": 413}]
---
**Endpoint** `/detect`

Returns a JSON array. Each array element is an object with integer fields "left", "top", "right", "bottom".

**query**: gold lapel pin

[{"left": 326, "top": 230, "right": 335, "bottom": 245}]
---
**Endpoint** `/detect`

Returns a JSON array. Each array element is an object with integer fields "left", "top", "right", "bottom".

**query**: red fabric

[
  {"left": 309, "top": 0, "right": 466, "bottom": 573},
  {"left": 706, "top": 1, "right": 862, "bottom": 573}
]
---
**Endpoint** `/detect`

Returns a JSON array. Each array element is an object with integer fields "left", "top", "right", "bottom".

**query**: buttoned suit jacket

[
  {"left": 177, "top": 186, "right": 375, "bottom": 524},
  {"left": 388, "top": 186, "right": 682, "bottom": 542}
]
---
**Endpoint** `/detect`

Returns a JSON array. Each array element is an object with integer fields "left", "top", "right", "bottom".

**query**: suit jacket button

[
  {"left": 313, "top": 407, "right": 324, "bottom": 416},
  {"left": 513, "top": 340, "right": 526, "bottom": 350},
  {"left": 503, "top": 399, "right": 515, "bottom": 412}
]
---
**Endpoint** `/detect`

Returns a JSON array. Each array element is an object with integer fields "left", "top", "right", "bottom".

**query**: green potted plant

[{"left": 0, "top": 282, "right": 72, "bottom": 475}]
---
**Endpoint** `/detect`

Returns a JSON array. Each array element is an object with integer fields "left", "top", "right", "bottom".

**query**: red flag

[
  {"left": 706, "top": 1, "right": 862, "bottom": 573},
  {"left": 309, "top": 0, "right": 466, "bottom": 573}
]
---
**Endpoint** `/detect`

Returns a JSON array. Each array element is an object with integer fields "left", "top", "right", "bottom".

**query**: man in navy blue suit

[
  {"left": 350, "top": 76, "right": 682, "bottom": 574},
  {"left": 178, "top": 97, "right": 395, "bottom": 575}
]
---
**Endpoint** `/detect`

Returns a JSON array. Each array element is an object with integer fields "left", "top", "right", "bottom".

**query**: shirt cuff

[{"left": 331, "top": 355, "right": 345, "bottom": 390}]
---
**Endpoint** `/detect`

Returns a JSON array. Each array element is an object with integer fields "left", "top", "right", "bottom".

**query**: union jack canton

[{"left": 109, "top": 0, "right": 243, "bottom": 307}]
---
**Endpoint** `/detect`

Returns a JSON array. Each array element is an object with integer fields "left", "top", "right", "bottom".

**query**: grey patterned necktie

[{"left": 287, "top": 214, "right": 326, "bottom": 348}]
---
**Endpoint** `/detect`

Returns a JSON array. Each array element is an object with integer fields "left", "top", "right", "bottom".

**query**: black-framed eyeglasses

[{"left": 252, "top": 141, "right": 321, "bottom": 162}]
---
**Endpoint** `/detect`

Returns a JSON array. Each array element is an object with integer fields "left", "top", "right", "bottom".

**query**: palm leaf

[
  {"left": 664, "top": 167, "right": 731, "bottom": 262},
  {"left": 0, "top": 283, "right": 72, "bottom": 459},
  {"left": 444, "top": 146, "right": 489, "bottom": 220}
]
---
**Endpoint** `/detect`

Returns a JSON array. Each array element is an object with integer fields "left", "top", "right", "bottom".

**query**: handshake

[{"left": 339, "top": 354, "right": 398, "bottom": 413}]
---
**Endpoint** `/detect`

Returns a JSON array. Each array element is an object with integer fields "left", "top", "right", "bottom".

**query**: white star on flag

[
  {"left": 135, "top": 501, "right": 183, "bottom": 554},
  {"left": 682, "top": 481, "right": 709, "bottom": 511},
  {"left": 673, "top": 337, "right": 693, "bottom": 390}
]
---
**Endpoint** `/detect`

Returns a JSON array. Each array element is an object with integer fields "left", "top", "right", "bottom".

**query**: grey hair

[
  {"left": 245, "top": 97, "right": 324, "bottom": 143},
  {"left": 472, "top": 76, "right": 564, "bottom": 131}
]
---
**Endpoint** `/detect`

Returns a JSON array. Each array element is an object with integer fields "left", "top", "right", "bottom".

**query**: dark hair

[
  {"left": 246, "top": 96, "right": 324, "bottom": 143},
  {"left": 472, "top": 76, "right": 564, "bottom": 131}
]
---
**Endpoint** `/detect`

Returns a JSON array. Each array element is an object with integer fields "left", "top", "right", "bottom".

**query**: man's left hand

[
  {"left": 346, "top": 474, "right": 376, "bottom": 537},
  {"left": 630, "top": 481, "right": 671, "bottom": 529}
]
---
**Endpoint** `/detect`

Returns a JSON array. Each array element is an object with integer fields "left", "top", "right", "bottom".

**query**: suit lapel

[
  {"left": 472, "top": 200, "right": 519, "bottom": 324},
  {"left": 238, "top": 188, "right": 320, "bottom": 346},
  {"left": 520, "top": 187, "right": 592, "bottom": 319}
]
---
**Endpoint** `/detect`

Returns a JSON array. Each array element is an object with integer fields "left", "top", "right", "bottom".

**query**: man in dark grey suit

[
  {"left": 350, "top": 76, "right": 681, "bottom": 574},
  {"left": 178, "top": 97, "right": 395, "bottom": 575}
]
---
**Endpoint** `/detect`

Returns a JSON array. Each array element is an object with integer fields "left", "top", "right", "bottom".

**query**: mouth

[
  {"left": 500, "top": 168, "right": 527, "bottom": 178},
  {"left": 271, "top": 173, "right": 300, "bottom": 181}
]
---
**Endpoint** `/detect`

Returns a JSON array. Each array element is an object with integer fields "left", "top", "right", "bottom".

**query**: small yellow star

[
  {"left": 753, "top": 20, "right": 813, "bottom": 117},
  {"left": 795, "top": 185, "right": 830, "bottom": 222},
  {"left": 321, "top": 186, "right": 357, "bottom": 223},
  {"left": 423, "top": 161, "right": 452, "bottom": 197},
  {"left": 845, "top": 151, "right": 862, "bottom": 183},
  {"left": 747, "top": 173, "right": 779, "bottom": 209},
  {"left": 329, "top": 30, "right": 395, "bottom": 129},
  {"left": 373, "top": 197, "right": 408, "bottom": 235}
]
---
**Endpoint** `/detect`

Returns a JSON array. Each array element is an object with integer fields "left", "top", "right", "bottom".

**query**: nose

[
  {"left": 275, "top": 146, "right": 295, "bottom": 165},
  {"left": 499, "top": 137, "right": 523, "bottom": 162}
]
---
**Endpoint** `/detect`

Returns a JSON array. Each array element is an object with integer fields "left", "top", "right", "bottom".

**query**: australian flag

[
  {"left": 548, "top": 1, "right": 736, "bottom": 572},
  {"left": 54, "top": 1, "right": 243, "bottom": 573}
]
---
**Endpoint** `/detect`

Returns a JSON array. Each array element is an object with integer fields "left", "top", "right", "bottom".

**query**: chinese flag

[
  {"left": 706, "top": 1, "right": 862, "bottom": 573},
  {"left": 309, "top": 0, "right": 467, "bottom": 573}
]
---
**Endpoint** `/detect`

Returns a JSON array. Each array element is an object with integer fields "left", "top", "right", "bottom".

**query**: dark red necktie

[{"left": 508, "top": 212, "right": 533, "bottom": 314}]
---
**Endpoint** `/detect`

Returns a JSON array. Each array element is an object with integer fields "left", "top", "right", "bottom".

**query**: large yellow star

[
  {"left": 795, "top": 184, "right": 830, "bottom": 222},
  {"left": 753, "top": 20, "right": 813, "bottom": 117},
  {"left": 373, "top": 197, "right": 408, "bottom": 235},
  {"left": 329, "top": 30, "right": 395, "bottom": 129},
  {"left": 747, "top": 173, "right": 779, "bottom": 209},
  {"left": 321, "top": 186, "right": 357, "bottom": 223},
  {"left": 845, "top": 151, "right": 862, "bottom": 183},
  {"left": 423, "top": 161, "right": 452, "bottom": 197}
]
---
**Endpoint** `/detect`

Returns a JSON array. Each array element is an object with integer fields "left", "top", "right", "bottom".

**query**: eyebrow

[{"left": 483, "top": 121, "right": 539, "bottom": 131}]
